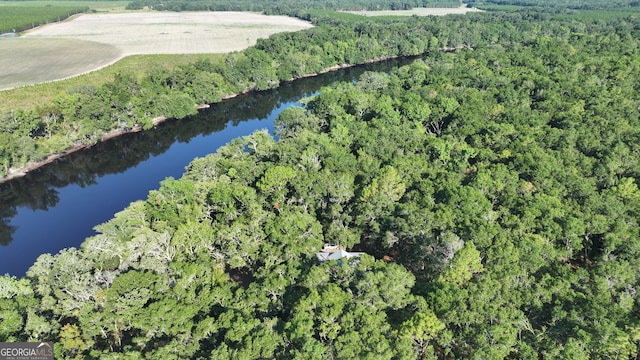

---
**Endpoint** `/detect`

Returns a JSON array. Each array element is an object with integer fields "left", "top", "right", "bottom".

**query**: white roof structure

[{"left": 316, "top": 244, "right": 365, "bottom": 262}]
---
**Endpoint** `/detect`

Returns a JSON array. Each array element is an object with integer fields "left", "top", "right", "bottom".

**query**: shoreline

[
  {"left": 0, "top": 59, "right": 385, "bottom": 185},
  {"left": 0, "top": 51, "right": 448, "bottom": 186},
  {"left": 0, "top": 104, "right": 204, "bottom": 184}
]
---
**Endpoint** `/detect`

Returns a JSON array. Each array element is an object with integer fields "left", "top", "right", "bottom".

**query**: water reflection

[{"left": 0, "top": 58, "right": 411, "bottom": 276}]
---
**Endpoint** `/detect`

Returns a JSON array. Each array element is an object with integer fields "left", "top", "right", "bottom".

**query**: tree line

[
  {"left": 125, "top": 0, "right": 460, "bottom": 13},
  {"left": 1, "top": 7, "right": 640, "bottom": 358},
  {"left": 469, "top": 0, "right": 640, "bottom": 10}
]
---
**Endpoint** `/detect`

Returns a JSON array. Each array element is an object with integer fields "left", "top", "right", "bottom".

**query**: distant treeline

[
  {"left": 467, "top": 0, "right": 640, "bottom": 9},
  {"left": 125, "top": 0, "right": 460, "bottom": 13}
]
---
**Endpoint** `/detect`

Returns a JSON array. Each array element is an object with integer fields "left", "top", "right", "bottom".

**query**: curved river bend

[{"left": 0, "top": 58, "right": 412, "bottom": 277}]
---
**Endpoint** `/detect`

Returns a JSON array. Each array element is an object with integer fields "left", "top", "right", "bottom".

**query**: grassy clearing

[
  {"left": 306, "top": 9, "right": 366, "bottom": 21},
  {"left": 473, "top": 4, "right": 525, "bottom": 12},
  {"left": 0, "top": 53, "right": 225, "bottom": 112}
]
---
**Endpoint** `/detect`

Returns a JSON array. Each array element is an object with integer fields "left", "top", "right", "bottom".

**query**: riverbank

[{"left": 0, "top": 56, "right": 405, "bottom": 185}]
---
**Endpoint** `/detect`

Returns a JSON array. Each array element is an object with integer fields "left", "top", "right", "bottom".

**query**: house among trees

[{"left": 316, "top": 244, "right": 365, "bottom": 262}]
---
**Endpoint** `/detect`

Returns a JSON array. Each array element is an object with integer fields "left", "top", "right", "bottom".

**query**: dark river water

[{"left": 0, "top": 58, "right": 411, "bottom": 277}]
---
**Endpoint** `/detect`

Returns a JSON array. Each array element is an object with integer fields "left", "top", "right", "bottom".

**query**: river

[{"left": 0, "top": 58, "right": 412, "bottom": 277}]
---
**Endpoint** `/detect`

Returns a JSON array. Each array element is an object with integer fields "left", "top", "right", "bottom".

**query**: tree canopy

[{"left": 2, "top": 3, "right": 640, "bottom": 359}]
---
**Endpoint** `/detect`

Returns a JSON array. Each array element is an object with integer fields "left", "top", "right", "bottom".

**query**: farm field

[
  {"left": 0, "top": 1, "right": 128, "bottom": 9},
  {"left": 0, "top": 38, "right": 122, "bottom": 90},
  {"left": 0, "top": 1, "right": 130, "bottom": 33},
  {"left": 340, "top": 6, "right": 484, "bottom": 16},
  {"left": 0, "top": 11, "right": 313, "bottom": 90},
  {"left": 0, "top": 5, "right": 87, "bottom": 34}
]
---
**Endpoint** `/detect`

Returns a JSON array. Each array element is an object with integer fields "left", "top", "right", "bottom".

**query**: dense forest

[
  {"left": 1, "top": 2, "right": 640, "bottom": 357},
  {"left": 0, "top": 9, "right": 451, "bottom": 180}
]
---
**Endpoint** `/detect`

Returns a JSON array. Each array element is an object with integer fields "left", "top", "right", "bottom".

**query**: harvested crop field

[
  {"left": 0, "top": 38, "right": 121, "bottom": 90},
  {"left": 341, "top": 6, "right": 483, "bottom": 16},
  {"left": 22, "top": 12, "right": 314, "bottom": 56},
  {"left": 1, "top": 12, "right": 313, "bottom": 90}
]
